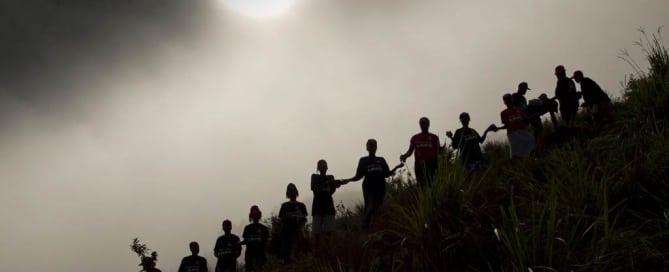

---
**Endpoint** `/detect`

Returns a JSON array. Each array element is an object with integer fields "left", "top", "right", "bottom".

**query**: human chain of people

[{"left": 138, "top": 65, "right": 613, "bottom": 272}]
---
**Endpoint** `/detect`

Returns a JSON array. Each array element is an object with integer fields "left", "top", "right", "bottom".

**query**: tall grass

[{"left": 261, "top": 29, "right": 669, "bottom": 271}]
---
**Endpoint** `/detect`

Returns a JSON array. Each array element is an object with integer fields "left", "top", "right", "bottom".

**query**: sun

[{"left": 223, "top": 0, "right": 296, "bottom": 18}]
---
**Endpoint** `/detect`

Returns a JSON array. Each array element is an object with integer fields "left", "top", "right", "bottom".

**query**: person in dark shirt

[
  {"left": 400, "top": 117, "right": 441, "bottom": 188},
  {"left": 511, "top": 81, "right": 531, "bottom": 109},
  {"left": 278, "top": 183, "right": 308, "bottom": 263},
  {"left": 310, "top": 159, "right": 341, "bottom": 254},
  {"left": 553, "top": 65, "right": 580, "bottom": 126},
  {"left": 242, "top": 205, "right": 269, "bottom": 272},
  {"left": 343, "top": 139, "right": 403, "bottom": 231},
  {"left": 446, "top": 112, "right": 495, "bottom": 172},
  {"left": 178, "top": 241, "right": 208, "bottom": 272},
  {"left": 214, "top": 219, "right": 241, "bottom": 272},
  {"left": 524, "top": 93, "right": 559, "bottom": 140},
  {"left": 572, "top": 70, "right": 613, "bottom": 123},
  {"left": 494, "top": 94, "right": 535, "bottom": 158}
]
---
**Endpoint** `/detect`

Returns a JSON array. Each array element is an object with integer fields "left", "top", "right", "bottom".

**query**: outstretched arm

[
  {"left": 400, "top": 141, "right": 415, "bottom": 162},
  {"left": 389, "top": 163, "right": 404, "bottom": 176},
  {"left": 479, "top": 124, "right": 496, "bottom": 143}
]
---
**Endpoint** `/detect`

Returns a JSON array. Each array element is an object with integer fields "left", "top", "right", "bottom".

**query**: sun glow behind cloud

[{"left": 222, "top": 0, "right": 296, "bottom": 18}]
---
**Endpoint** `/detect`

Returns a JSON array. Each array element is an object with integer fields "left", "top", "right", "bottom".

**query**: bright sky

[{"left": 1, "top": 0, "right": 668, "bottom": 271}]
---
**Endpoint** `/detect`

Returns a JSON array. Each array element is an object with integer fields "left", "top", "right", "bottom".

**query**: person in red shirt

[
  {"left": 400, "top": 117, "right": 441, "bottom": 188},
  {"left": 494, "top": 94, "right": 535, "bottom": 158}
]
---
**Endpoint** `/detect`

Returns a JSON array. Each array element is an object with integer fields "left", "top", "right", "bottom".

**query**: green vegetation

[{"left": 263, "top": 29, "right": 669, "bottom": 271}]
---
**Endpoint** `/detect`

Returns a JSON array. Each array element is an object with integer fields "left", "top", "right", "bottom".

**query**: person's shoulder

[{"left": 429, "top": 132, "right": 439, "bottom": 138}]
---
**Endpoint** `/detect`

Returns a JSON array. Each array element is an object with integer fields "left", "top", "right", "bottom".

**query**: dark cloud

[{"left": 0, "top": 0, "right": 207, "bottom": 108}]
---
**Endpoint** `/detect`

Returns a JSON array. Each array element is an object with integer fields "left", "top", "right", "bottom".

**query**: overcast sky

[{"left": 1, "top": 0, "right": 668, "bottom": 271}]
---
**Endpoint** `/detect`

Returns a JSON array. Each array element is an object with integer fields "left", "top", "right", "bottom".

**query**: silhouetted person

[
  {"left": 278, "top": 183, "right": 308, "bottom": 263},
  {"left": 572, "top": 70, "right": 612, "bottom": 123},
  {"left": 494, "top": 94, "right": 535, "bottom": 158},
  {"left": 343, "top": 139, "right": 402, "bottom": 231},
  {"left": 242, "top": 205, "right": 269, "bottom": 272},
  {"left": 178, "top": 241, "right": 208, "bottom": 272},
  {"left": 553, "top": 65, "right": 580, "bottom": 126},
  {"left": 525, "top": 93, "right": 559, "bottom": 139},
  {"left": 511, "top": 82, "right": 531, "bottom": 109},
  {"left": 446, "top": 112, "right": 495, "bottom": 172},
  {"left": 140, "top": 256, "right": 162, "bottom": 272},
  {"left": 310, "top": 159, "right": 339, "bottom": 254},
  {"left": 400, "top": 117, "right": 440, "bottom": 187},
  {"left": 214, "top": 220, "right": 241, "bottom": 272}
]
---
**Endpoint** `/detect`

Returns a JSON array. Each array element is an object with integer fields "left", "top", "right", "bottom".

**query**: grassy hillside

[{"left": 258, "top": 30, "right": 669, "bottom": 272}]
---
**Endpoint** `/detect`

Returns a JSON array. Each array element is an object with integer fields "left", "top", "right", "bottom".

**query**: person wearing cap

[
  {"left": 278, "top": 183, "right": 308, "bottom": 263},
  {"left": 446, "top": 113, "right": 496, "bottom": 172},
  {"left": 241, "top": 206, "right": 269, "bottom": 271},
  {"left": 524, "top": 93, "right": 559, "bottom": 140},
  {"left": 572, "top": 70, "right": 612, "bottom": 123},
  {"left": 342, "top": 139, "right": 403, "bottom": 231},
  {"left": 512, "top": 82, "right": 531, "bottom": 109},
  {"left": 214, "top": 220, "right": 242, "bottom": 272},
  {"left": 494, "top": 94, "right": 535, "bottom": 158},
  {"left": 178, "top": 241, "right": 208, "bottom": 272},
  {"left": 400, "top": 117, "right": 441, "bottom": 188},
  {"left": 553, "top": 65, "right": 580, "bottom": 126}
]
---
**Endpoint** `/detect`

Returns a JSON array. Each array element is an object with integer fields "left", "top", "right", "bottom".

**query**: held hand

[
  {"left": 487, "top": 124, "right": 498, "bottom": 132},
  {"left": 399, "top": 154, "right": 408, "bottom": 162},
  {"left": 446, "top": 131, "right": 453, "bottom": 138}
]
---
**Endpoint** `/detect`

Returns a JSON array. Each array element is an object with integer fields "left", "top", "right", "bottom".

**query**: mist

[{"left": 1, "top": 0, "right": 668, "bottom": 271}]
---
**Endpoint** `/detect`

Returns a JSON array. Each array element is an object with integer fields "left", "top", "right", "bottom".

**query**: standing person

[
  {"left": 494, "top": 94, "right": 535, "bottom": 158},
  {"left": 342, "top": 139, "right": 403, "bottom": 231},
  {"left": 310, "top": 159, "right": 340, "bottom": 255},
  {"left": 553, "top": 65, "right": 580, "bottom": 126},
  {"left": 525, "top": 93, "right": 559, "bottom": 140},
  {"left": 278, "top": 183, "right": 308, "bottom": 264},
  {"left": 178, "top": 241, "right": 208, "bottom": 272},
  {"left": 242, "top": 205, "right": 270, "bottom": 272},
  {"left": 572, "top": 70, "right": 613, "bottom": 123},
  {"left": 511, "top": 82, "right": 531, "bottom": 109},
  {"left": 446, "top": 112, "right": 496, "bottom": 172},
  {"left": 214, "top": 220, "right": 241, "bottom": 272},
  {"left": 400, "top": 117, "right": 441, "bottom": 188}
]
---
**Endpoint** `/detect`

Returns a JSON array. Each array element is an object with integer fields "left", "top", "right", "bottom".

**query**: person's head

[
  {"left": 517, "top": 82, "right": 530, "bottom": 95},
  {"left": 459, "top": 112, "right": 470, "bottom": 127},
  {"left": 222, "top": 219, "right": 232, "bottom": 233},
  {"left": 554, "top": 65, "right": 567, "bottom": 78},
  {"left": 572, "top": 70, "right": 584, "bottom": 83},
  {"left": 538, "top": 93, "right": 549, "bottom": 101},
  {"left": 503, "top": 93, "right": 513, "bottom": 107},
  {"left": 249, "top": 205, "right": 262, "bottom": 222},
  {"left": 366, "top": 138, "right": 377, "bottom": 155},
  {"left": 189, "top": 241, "right": 200, "bottom": 256},
  {"left": 286, "top": 183, "right": 298, "bottom": 199},
  {"left": 419, "top": 117, "right": 430, "bottom": 132},
  {"left": 317, "top": 159, "right": 328, "bottom": 174}
]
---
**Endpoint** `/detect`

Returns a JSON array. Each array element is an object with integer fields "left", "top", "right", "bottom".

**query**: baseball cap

[{"left": 518, "top": 82, "right": 531, "bottom": 90}]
